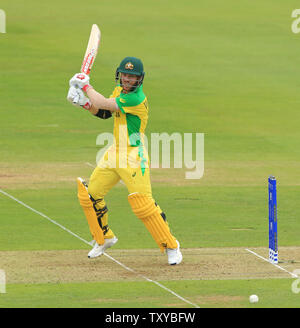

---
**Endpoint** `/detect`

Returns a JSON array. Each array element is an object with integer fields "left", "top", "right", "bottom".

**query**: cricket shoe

[
  {"left": 88, "top": 236, "right": 118, "bottom": 258},
  {"left": 166, "top": 240, "right": 182, "bottom": 265}
]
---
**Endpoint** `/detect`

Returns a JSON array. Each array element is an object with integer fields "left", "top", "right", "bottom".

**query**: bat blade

[{"left": 81, "top": 24, "right": 101, "bottom": 75}]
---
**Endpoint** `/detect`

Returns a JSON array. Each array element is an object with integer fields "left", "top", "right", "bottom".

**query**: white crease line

[
  {"left": 103, "top": 252, "right": 199, "bottom": 308},
  {"left": 0, "top": 189, "right": 90, "bottom": 246},
  {"left": 0, "top": 188, "right": 200, "bottom": 308},
  {"left": 245, "top": 248, "right": 298, "bottom": 278}
]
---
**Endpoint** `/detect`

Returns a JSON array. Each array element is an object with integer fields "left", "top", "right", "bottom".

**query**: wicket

[{"left": 268, "top": 176, "right": 278, "bottom": 264}]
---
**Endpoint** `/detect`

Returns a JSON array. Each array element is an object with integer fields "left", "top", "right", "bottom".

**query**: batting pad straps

[
  {"left": 77, "top": 178, "right": 105, "bottom": 245},
  {"left": 128, "top": 193, "right": 178, "bottom": 252}
]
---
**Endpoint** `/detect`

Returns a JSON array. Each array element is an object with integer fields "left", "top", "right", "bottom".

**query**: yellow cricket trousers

[{"left": 86, "top": 145, "right": 178, "bottom": 250}]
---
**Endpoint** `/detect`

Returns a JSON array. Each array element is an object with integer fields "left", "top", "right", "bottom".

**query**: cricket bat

[{"left": 73, "top": 24, "right": 101, "bottom": 103}]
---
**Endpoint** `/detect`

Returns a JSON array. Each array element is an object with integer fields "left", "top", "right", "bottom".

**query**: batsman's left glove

[{"left": 69, "top": 72, "right": 90, "bottom": 91}]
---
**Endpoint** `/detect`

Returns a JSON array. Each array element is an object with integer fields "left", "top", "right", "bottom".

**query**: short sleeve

[{"left": 115, "top": 92, "right": 143, "bottom": 114}]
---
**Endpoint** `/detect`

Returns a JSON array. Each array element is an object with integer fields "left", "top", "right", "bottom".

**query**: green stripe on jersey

[{"left": 126, "top": 113, "right": 141, "bottom": 147}]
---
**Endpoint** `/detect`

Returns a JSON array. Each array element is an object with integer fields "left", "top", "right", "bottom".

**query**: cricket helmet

[{"left": 115, "top": 56, "right": 145, "bottom": 91}]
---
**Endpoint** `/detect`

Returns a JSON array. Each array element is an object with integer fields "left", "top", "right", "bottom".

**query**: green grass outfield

[
  {"left": 1, "top": 0, "right": 300, "bottom": 309},
  {"left": 1, "top": 279, "right": 300, "bottom": 308}
]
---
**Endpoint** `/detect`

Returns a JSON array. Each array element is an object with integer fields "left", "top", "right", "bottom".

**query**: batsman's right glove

[{"left": 67, "top": 86, "right": 91, "bottom": 110}]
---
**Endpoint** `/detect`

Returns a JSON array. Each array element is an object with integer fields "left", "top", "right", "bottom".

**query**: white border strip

[
  {"left": 0, "top": 188, "right": 200, "bottom": 308},
  {"left": 245, "top": 248, "right": 298, "bottom": 278}
]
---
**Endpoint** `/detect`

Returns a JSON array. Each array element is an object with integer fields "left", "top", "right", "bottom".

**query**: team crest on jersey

[{"left": 125, "top": 62, "right": 134, "bottom": 70}]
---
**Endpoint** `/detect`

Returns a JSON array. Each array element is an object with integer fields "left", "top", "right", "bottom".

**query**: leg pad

[
  {"left": 77, "top": 177, "right": 104, "bottom": 245},
  {"left": 128, "top": 192, "right": 177, "bottom": 252}
]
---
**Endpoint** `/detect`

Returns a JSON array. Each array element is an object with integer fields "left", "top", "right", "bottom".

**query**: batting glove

[
  {"left": 69, "top": 72, "right": 90, "bottom": 92},
  {"left": 67, "top": 86, "right": 91, "bottom": 110}
]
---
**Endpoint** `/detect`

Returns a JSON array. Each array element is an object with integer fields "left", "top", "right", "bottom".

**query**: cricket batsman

[{"left": 67, "top": 57, "right": 182, "bottom": 265}]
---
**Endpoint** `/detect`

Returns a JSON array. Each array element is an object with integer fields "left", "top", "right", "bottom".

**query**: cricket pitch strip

[{"left": 0, "top": 247, "right": 299, "bottom": 284}]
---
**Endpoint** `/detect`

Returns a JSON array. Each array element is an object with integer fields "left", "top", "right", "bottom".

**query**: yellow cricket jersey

[
  {"left": 109, "top": 84, "right": 149, "bottom": 174},
  {"left": 110, "top": 84, "right": 149, "bottom": 150}
]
